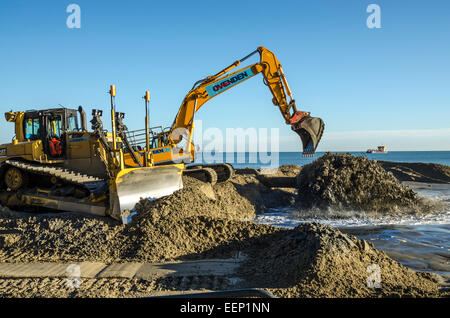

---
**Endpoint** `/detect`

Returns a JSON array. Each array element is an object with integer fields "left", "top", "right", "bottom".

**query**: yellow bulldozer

[
  {"left": 0, "top": 86, "right": 183, "bottom": 222},
  {"left": 123, "top": 46, "right": 325, "bottom": 183}
]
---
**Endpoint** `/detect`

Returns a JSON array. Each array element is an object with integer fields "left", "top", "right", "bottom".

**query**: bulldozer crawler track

[
  {"left": 3, "top": 160, "right": 104, "bottom": 188},
  {"left": 186, "top": 163, "right": 234, "bottom": 183},
  {"left": 204, "top": 163, "right": 235, "bottom": 183},
  {"left": 184, "top": 167, "right": 218, "bottom": 185},
  {"left": 0, "top": 160, "right": 108, "bottom": 216}
]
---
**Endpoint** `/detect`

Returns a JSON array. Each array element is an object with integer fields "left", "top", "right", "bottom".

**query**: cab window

[
  {"left": 25, "top": 118, "right": 41, "bottom": 140},
  {"left": 68, "top": 115, "right": 78, "bottom": 132},
  {"left": 48, "top": 117, "right": 62, "bottom": 138},
  {"left": 150, "top": 136, "right": 158, "bottom": 149}
]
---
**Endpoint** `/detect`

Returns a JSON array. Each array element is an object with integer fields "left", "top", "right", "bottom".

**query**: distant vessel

[{"left": 366, "top": 145, "right": 388, "bottom": 153}]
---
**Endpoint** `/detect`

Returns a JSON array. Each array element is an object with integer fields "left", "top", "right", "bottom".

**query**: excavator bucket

[
  {"left": 109, "top": 164, "right": 184, "bottom": 223},
  {"left": 291, "top": 117, "right": 325, "bottom": 157}
]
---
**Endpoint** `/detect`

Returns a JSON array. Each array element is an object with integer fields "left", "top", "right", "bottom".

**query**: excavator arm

[{"left": 169, "top": 46, "right": 324, "bottom": 157}]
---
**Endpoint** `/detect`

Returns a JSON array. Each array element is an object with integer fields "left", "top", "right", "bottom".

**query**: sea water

[{"left": 195, "top": 151, "right": 450, "bottom": 168}]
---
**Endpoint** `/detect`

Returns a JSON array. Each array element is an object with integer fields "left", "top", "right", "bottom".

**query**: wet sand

[{"left": 379, "top": 161, "right": 450, "bottom": 184}]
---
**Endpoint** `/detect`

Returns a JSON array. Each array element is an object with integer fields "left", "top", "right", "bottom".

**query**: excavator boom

[{"left": 169, "top": 47, "right": 324, "bottom": 158}]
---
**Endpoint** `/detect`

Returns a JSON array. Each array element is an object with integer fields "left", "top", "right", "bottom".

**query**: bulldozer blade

[
  {"left": 110, "top": 164, "right": 184, "bottom": 223},
  {"left": 291, "top": 117, "right": 325, "bottom": 157}
]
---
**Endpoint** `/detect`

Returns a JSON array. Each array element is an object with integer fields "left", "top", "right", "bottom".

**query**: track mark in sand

[
  {"left": 0, "top": 259, "right": 241, "bottom": 280},
  {"left": 156, "top": 275, "right": 232, "bottom": 292},
  {"left": 0, "top": 260, "right": 242, "bottom": 297}
]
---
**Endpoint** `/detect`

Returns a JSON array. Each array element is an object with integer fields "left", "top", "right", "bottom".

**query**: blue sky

[{"left": 0, "top": 0, "right": 449, "bottom": 151}]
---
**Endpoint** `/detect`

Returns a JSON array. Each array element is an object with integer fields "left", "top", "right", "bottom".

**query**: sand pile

[
  {"left": 0, "top": 176, "right": 271, "bottom": 263},
  {"left": 230, "top": 168, "right": 298, "bottom": 211},
  {"left": 296, "top": 153, "right": 442, "bottom": 215},
  {"left": 118, "top": 176, "right": 285, "bottom": 261},
  {"left": 134, "top": 176, "right": 255, "bottom": 221},
  {"left": 241, "top": 222, "right": 440, "bottom": 297},
  {"left": 0, "top": 211, "right": 274, "bottom": 263},
  {"left": 0, "top": 211, "right": 123, "bottom": 263}
]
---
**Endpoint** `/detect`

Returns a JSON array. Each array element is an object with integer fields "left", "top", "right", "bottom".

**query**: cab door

[{"left": 45, "top": 114, "right": 65, "bottom": 158}]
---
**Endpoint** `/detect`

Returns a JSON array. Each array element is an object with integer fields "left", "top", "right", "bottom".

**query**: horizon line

[{"left": 196, "top": 150, "right": 450, "bottom": 153}]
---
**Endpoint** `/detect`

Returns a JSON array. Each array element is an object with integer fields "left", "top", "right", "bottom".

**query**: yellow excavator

[
  {"left": 0, "top": 86, "right": 183, "bottom": 222},
  {"left": 124, "top": 46, "right": 325, "bottom": 182}
]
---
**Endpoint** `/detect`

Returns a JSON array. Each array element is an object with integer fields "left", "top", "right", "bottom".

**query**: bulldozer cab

[{"left": 23, "top": 108, "right": 81, "bottom": 158}]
